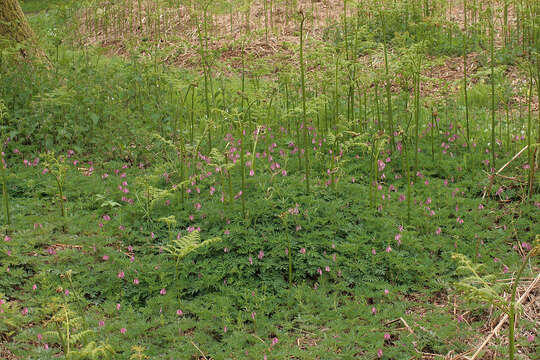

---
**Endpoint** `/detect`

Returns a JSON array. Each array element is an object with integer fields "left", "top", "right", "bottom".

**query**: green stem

[
  {"left": 490, "top": 2, "right": 496, "bottom": 169},
  {"left": 508, "top": 248, "right": 536, "bottom": 360},
  {"left": 299, "top": 12, "right": 310, "bottom": 194},
  {"left": 1, "top": 164, "right": 10, "bottom": 226},
  {"left": 464, "top": 0, "right": 470, "bottom": 146},
  {"left": 381, "top": 11, "right": 394, "bottom": 149}
]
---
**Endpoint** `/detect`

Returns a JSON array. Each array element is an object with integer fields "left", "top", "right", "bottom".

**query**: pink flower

[
  {"left": 21, "top": 307, "right": 28, "bottom": 315},
  {"left": 325, "top": 266, "right": 330, "bottom": 272},
  {"left": 258, "top": 250, "right": 264, "bottom": 260},
  {"left": 64, "top": 289, "right": 70, "bottom": 296},
  {"left": 120, "top": 328, "right": 127, "bottom": 334},
  {"left": 176, "top": 309, "right": 183, "bottom": 316},
  {"left": 384, "top": 289, "right": 389, "bottom": 295},
  {"left": 133, "top": 278, "right": 139, "bottom": 285},
  {"left": 251, "top": 311, "right": 256, "bottom": 320},
  {"left": 371, "top": 307, "right": 377, "bottom": 315},
  {"left": 248, "top": 256, "right": 253, "bottom": 265},
  {"left": 4, "top": 235, "right": 11, "bottom": 242},
  {"left": 384, "top": 333, "right": 390, "bottom": 340},
  {"left": 194, "top": 203, "right": 201, "bottom": 210},
  {"left": 223, "top": 326, "right": 228, "bottom": 333},
  {"left": 116, "top": 303, "right": 121, "bottom": 311},
  {"left": 300, "top": 248, "right": 306, "bottom": 254},
  {"left": 37, "top": 333, "right": 43, "bottom": 341},
  {"left": 371, "top": 248, "right": 376, "bottom": 255},
  {"left": 102, "top": 255, "right": 109, "bottom": 261},
  {"left": 317, "top": 268, "right": 323, "bottom": 275},
  {"left": 117, "top": 271, "right": 125, "bottom": 279},
  {"left": 377, "top": 348, "right": 383, "bottom": 358},
  {"left": 32, "top": 284, "right": 37, "bottom": 291},
  {"left": 435, "top": 227, "right": 442, "bottom": 235},
  {"left": 103, "top": 215, "right": 111, "bottom": 221},
  {"left": 271, "top": 337, "right": 278, "bottom": 346},
  {"left": 385, "top": 246, "right": 392, "bottom": 253},
  {"left": 249, "top": 169, "right": 254, "bottom": 176},
  {"left": 160, "top": 288, "right": 167, "bottom": 295},
  {"left": 99, "top": 320, "right": 105, "bottom": 327},
  {"left": 527, "top": 334, "right": 535, "bottom": 342},
  {"left": 224, "top": 229, "right": 230, "bottom": 235}
]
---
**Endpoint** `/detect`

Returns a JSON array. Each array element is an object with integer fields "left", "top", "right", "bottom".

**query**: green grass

[
  {"left": 0, "top": 0, "right": 538, "bottom": 359},
  {"left": 20, "top": 0, "right": 68, "bottom": 13}
]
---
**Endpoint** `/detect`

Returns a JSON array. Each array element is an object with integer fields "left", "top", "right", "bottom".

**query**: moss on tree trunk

[{"left": 0, "top": 0, "right": 39, "bottom": 55}]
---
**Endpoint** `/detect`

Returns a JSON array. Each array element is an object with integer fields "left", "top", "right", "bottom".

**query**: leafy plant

[
  {"left": 163, "top": 230, "right": 221, "bottom": 280},
  {"left": 42, "top": 152, "right": 69, "bottom": 219},
  {"left": 453, "top": 238, "right": 539, "bottom": 360},
  {"left": 43, "top": 302, "right": 115, "bottom": 359}
]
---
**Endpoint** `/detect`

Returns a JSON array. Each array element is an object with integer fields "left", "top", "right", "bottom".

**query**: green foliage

[
  {"left": 453, "top": 253, "right": 508, "bottom": 311},
  {"left": 43, "top": 302, "right": 115, "bottom": 359},
  {"left": 0, "top": 0, "right": 538, "bottom": 358}
]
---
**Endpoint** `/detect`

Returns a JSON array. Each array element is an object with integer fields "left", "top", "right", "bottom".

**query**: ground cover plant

[{"left": 0, "top": 0, "right": 539, "bottom": 359}]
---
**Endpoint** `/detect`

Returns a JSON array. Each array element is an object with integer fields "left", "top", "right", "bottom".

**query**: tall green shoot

[
  {"left": 490, "top": 1, "right": 496, "bottom": 169},
  {"left": 381, "top": 9, "right": 394, "bottom": 149},
  {"left": 299, "top": 11, "right": 310, "bottom": 194},
  {"left": 463, "top": 0, "right": 470, "bottom": 146}
]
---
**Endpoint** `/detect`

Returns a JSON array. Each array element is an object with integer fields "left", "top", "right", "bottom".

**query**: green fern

[
  {"left": 452, "top": 253, "right": 508, "bottom": 311},
  {"left": 70, "top": 341, "right": 115, "bottom": 360},
  {"left": 163, "top": 230, "right": 222, "bottom": 280},
  {"left": 43, "top": 303, "right": 114, "bottom": 358},
  {"left": 130, "top": 345, "right": 149, "bottom": 359}
]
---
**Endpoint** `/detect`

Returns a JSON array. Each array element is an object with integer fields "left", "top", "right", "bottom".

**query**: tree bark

[{"left": 0, "top": 0, "right": 38, "bottom": 53}]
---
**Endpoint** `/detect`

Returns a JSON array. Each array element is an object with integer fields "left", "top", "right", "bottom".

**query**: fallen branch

[
  {"left": 468, "top": 272, "right": 540, "bottom": 360},
  {"left": 400, "top": 317, "right": 414, "bottom": 334},
  {"left": 482, "top": 145, "right": 528, "bottom": 199},
  {"left": 190, "top": 341, "right": 208, "bottom": 360}
]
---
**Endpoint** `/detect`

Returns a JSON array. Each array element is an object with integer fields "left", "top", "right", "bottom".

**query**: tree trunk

[{"left": 0, "top": 0, "right": 38, "bottom": 54}]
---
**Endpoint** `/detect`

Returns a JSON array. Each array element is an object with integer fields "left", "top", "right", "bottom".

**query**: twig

[
  {"left": 190, "top": 341, "right": 208, "bottom": 360},
  {"left": 400, "top": 317, "right": 414, "bottom": 334},
  {"left": 251, "top": 334, "right": 266, "bottom": 344},
  {"left": 468, "top": 272, "right": 540, "bottom": 360},
  {"left": 483, "top": 145, "right": 528, "bottom": 199},
  {"left": 383, "top": 318, "right": 401, "bottom": 326}
]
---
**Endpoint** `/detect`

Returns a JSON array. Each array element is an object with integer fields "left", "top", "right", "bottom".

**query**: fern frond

[
  {"left": 69, "top": 329, "right": 94, "bottom": 344},
  {"left": 164, "top": 231, "right": 221, "bottom": 261}
]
